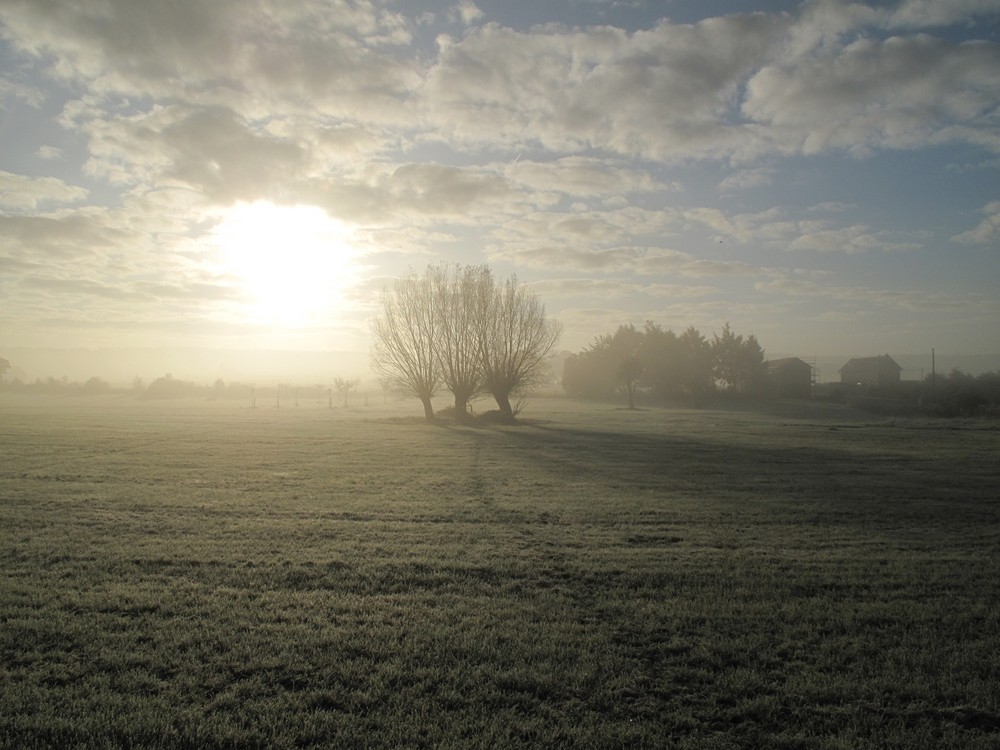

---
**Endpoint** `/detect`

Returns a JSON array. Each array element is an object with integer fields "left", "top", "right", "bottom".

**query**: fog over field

[{"left": 5, "top": 346, "right": 1000, "bottom": 389}]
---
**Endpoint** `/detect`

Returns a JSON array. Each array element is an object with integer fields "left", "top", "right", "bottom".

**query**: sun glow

[{"left": 211, "top": 201, "right": 361, "bottom": 327}]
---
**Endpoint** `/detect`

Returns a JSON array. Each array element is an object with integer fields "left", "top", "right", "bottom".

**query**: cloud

[
  {"left": 488, "top": 242, "right": 767, "bottom": 279},
  {"left": 744, "top": 33, "right": 1000, "bottom": 156},
  {"left": 503, "top": 156, "right": 672, "bottom": 197},
  {"left": 718, "top": 166, "right": 776, "bottom": 192},
  {"left": 528, "top": 277, "right": 719, "bottom": 299},
  {"left": 35, "top": 146, "right": 63, "bottom": 160},
  {"left": 424, "top": 15, "right": 784, "bottom": 160},
  {"left": 379, "top": 162, "right": 516, "bottom": 216},
  {"left": 449, "top": 1, "right": 484, "bottom": 26},
  {"left": 887, "top": 0, "right": 1000, "bottom": 29},
  {"left": 680, "top": 204, "right": 925, "bottom": 253},
  {"left": 1, "top": 0, "right": 419, "bottom": 122},
  {"left": 787, "top": 224, "right": 922, "bottom": 254},
  {"left": 0, "top": 75, "right": 45, "bottom": 107},
  {"left": 0, "top": 171, "right": 88, "bottom": 209},
  {"left": 303, "top": 161, "right": 527, "bottom": 223},
  {"left": 0, "top": 210, "right": 133, "bottom": 258},
  {"left": 952, "top": 200, "right": 1000, "bottom": 244},
  {"left": 757, "top": 276, "right": 991, "bottom": 312},
  {"left": 5, "top": 0, "right": 999, "bottom": 178}
]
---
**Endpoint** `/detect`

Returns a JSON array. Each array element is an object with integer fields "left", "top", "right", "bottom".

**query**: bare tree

[
  {"left": 476, "top": 271, "right": 562, "bottom": 420},
  {"left": 432, "top": 263, "right": 487, "bottom": 421},
  {"left": 332, "top": 376, "right": 361, "bottom": 407},
  {"left": 370, "top": 271, "right": 441, "bottom": 421}
]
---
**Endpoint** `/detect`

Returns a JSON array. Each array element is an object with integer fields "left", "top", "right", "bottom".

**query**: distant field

[{"left": 2, "top": 394, "right": 999, "bottom": 749}]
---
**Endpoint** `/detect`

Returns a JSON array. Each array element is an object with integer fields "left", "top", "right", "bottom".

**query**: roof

[
  {"left": 839, "top": 354, "right": 902, "bottom": 373},
  {"left": 767, "top": 357, "right": 811, "bottom": 373}
]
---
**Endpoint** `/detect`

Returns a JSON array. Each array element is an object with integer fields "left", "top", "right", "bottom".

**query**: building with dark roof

[
  {"left": 839, "top": 354, "right": 902, "bottom": 388},
  {"left": 766, "top": 357, "right": 813, "bottom": 398}
]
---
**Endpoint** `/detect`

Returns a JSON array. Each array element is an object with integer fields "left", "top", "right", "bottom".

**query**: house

[
  {"left": 767, "top": 357, "right": 813, "bottom": 398},
  {"left": 839, "top": 354, "right": 902, "bottom": 388}
]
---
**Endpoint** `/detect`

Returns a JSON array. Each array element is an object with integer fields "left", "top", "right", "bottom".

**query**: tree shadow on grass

[{"left": 477, "top": 420, "right": 1000, "bottom": 528}]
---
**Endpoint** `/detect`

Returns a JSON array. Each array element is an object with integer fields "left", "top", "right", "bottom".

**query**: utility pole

[{"left": 931, "top": 348, "right": 936, "bottom": 398}]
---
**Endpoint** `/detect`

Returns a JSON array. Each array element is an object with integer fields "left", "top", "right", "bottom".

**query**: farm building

[
  {"left": 767, "top": 357, "right": 813, "bottom": 398},
  {"left": 839, "top": 354, "right": 902, "bottom": 388}
]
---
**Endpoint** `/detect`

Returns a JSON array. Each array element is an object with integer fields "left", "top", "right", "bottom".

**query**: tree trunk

[
  {"left": 421, "top": 396, "right": 435, "bottom": 422},
  {"left": 493, "top": 390, "right": 514, "bottom": 421},
  {"left": 454, "top": 393, "right": 470, "bottom": 421}
]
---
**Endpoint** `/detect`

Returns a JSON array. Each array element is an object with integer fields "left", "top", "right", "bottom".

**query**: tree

[
  {"left": 0, "top": 357, "right": 10, "bottom": 381},
  {"left": 562, "top": 345, "right": 618, "bottom": 400},
  {"left": 712, "top": 322, "right": 767, "bottom": 394},
  {"left": 562, "top": 322, "right": 722, "bottom": 406},
  {"left": 677, "top": 326, "right": 714, "bottom": 405},
  {"left": 370, "top": 263, "right": 561, "bottom": 422},
  {"left": 608, "top": 324, "right": 644, "bottom": 409},
  {"left": 370, "top": 270, "right": 441, "bottom": 421},
  {"left": 475, "top": 271, "right": 562, "bottom": 420},
  {"left": 432, "top": 264, "right": 486, "bottom": 420},
  {"left": 639, "top": 322, "right": 681, "bottom": 400},
  {"left": 333, "top": 376, "right": 360, "bottom": 407}
]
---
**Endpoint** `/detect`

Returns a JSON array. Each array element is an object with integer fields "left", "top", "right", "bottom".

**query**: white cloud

[
  {"left": 487, "top": 242, "right": 768, "bottom": 279},
  {"left": 529, "top": 277, "right": 719, "bottom": 299},
  {"left": 744, "top": 34, "right": 1000, "bottom": 156},
  {"left": 0, "top": 209, "right": 131, "bottom": 258},
  {"left": 503, "top": 156, "right": 671, "bottom": 197},
  {"left": 424, "top": 15, "right": 784, "bottom": 160},
  {"left": 787, "top": 224, "right": 922, "bottom": 254},
  {"left": 952, "top": 200, "right": 1000, "bottom": 244},
  {"left": 757, "top": 276, "right": 992, "bottom": 313},
  {"left": 449, "top": 1, "right": 484, "bottom": 26},
  {"left": 718, "top": 166, "right": 776, "bottom": 192},
  {"left": 0, "top": 171, "right": 88, "bottom": 209},
  {"left": 1, "top": 0, "right": 419, "bottom": 122},
  {"left": 888, "top": 0, "right": 1000, "bottom": 29},
  {"left": 0, "top": 75, "right": 45, "bottom": 107},
  {"left": 35, "top": 145, "right": 63, "bottom": 160}
]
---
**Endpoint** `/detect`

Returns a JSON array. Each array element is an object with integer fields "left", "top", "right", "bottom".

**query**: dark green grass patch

[{"left": 1, "top": 395, "right": 999, "bottom": 748}]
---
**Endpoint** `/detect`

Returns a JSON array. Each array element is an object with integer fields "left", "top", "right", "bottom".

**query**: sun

[{"left": 211, "top": 201, "right": 361, "bottom": 327}]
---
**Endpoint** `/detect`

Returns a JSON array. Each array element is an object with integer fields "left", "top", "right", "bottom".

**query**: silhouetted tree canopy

[
  {"left": 563, "top": 321, "right": 766, "bottom": 405},
  {"left": 712, "top": 322, "right": 767, "bottom": 394},
  {"left": 142, "top": 374, "right": 197, "bottom": 399}
]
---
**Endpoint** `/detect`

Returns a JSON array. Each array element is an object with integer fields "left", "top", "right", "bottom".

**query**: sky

[{"left": 1, "top": 0, "right": 999, "bottom": 381}]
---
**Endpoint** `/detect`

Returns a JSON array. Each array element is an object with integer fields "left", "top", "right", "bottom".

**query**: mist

[{"left": 3, "top": 347, "right": 372, "bottom": 387}]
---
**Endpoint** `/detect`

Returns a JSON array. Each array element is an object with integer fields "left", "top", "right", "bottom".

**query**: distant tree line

[
  {"left": 370, "top": 263, "right": 562, "bottom": 422},
  {"left": 562, "top": 321, "right": 767, "bottom": 407},
  {"left": 864, "top": 369, "right": 1000, "bottom": 418},
  {"left": 922, "top": 369, "right": 1000, "bottom": 417},
  {"left": 0, "top": 373, "right": 366, "bottom": 406},
  {"left": 0, "top": 375, "right": 116, "bottom": 396}
]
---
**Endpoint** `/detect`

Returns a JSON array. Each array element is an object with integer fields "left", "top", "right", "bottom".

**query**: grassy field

[{"left": 1, "top": 393, "right": 999, "bottom": 749}]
